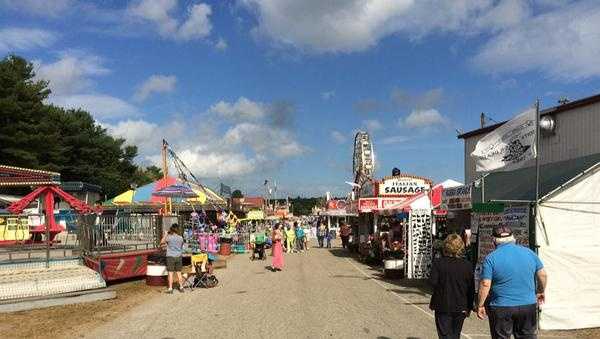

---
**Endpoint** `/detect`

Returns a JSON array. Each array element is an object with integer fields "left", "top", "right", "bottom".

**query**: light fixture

[{"left": 540, "top": 116, "right": 556, "bottom": 133}]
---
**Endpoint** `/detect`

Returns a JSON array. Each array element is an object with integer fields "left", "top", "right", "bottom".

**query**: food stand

[{"left": 356, "top": 174, "right": 433, "bottom": 273}]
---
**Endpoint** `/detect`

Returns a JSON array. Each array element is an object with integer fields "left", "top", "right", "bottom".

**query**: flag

[
  {"left": 220, "top": 183, "right": 231, "bottom": 196},
  {"left": 471, "top": 107, "right": 537, "bottom": 172}
]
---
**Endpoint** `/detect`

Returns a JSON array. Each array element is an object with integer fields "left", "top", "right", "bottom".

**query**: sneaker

[
  {"left": 178, "top": 287, "right": 185, "bottom": 293},
  {"left": 165, "top": 288, "right": 173, "bottom": 294}
]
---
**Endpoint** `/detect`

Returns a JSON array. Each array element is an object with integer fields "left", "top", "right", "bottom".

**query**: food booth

[{"left": 356, "top": 174, "right": 432, "bottom": 272}]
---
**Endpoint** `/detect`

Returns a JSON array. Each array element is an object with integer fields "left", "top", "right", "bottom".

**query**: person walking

[
  {"left": 271, "top": 223, "right": 284, "bottom": 271},
  {"left": 295, "top": 221, "right": 305, "bottom": 252},
  {"left": 317, "top": 221, "right": 326, "bottom": 248},
  {"left": 429, "top": 234, "right": 474, "bottom": 339},
  {"left": 160, "top": 224, "right": 184, "bottom": 293},
  {"left": 303, "top": 222, "right": 310, "bottom": 251},
  {"left": 340, "top": 221, "right": 351, "bottom": 249},
  {"left": 476, "top": 225, "right": 547, "bottom": 339},
  {"left": 325, "top": 225, "right": 333, "bottom": 248},
  {"left": 285, "top": 224, "right": 295, "bottom": 253}
]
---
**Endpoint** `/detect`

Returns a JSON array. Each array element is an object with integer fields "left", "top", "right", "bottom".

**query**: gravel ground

[
  {"left": 3, "top": 240, "right": 598, "bottom": 339},
  {"left": 83, "top": 241, "right": 492, "bottom": 339}
]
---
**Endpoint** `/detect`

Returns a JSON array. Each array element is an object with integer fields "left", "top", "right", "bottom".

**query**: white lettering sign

[{"left": 379, "top": 177, "right": 430, "bottom": 196}]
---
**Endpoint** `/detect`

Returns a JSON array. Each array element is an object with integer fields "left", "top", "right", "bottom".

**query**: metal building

[{"left": 458, "top": 93, "right": 600, "bottom": 202}]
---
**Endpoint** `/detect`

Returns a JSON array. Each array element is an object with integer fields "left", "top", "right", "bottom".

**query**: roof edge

[{"left": 458, "top": 92, "right": 600, "bottom": 139}]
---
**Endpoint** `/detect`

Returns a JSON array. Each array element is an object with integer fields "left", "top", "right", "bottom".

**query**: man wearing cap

[{"left": 476, "top": 225, "right": 547, "bottom": 339}]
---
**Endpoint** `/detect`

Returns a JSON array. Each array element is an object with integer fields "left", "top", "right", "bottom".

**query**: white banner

[{"left": 471, "top": 107, "right": 537, "bottom": 172}]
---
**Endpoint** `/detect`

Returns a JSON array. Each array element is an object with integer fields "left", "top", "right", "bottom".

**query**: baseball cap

[{"left": 493, "top": 225, "right": 513, "bottom": 238}]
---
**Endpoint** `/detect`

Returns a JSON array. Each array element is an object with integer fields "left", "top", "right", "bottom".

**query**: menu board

[
  {"left": 474, "top": 205, "right": 530, "bottom": 288},
  {"left": 406, "top": 209, "right": 433, "bottom": 279},
  {"left": 442, "top": 185, "right": 472, "bottom": 210}
]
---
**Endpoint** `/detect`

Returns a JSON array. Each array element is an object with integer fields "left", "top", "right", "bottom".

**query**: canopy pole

[
  {"left": 162, "top": 139, "right": 171, "bottom": 215},
  {"left": 533, "top": 99, "right": 541, "bottom": 253}
]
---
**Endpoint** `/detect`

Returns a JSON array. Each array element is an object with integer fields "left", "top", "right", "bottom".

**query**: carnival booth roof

[{"left": 108, "top": 177, "right": 224, "bottom": 205}]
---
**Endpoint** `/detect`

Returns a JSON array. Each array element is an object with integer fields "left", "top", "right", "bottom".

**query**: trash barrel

[{"left": 219, "top": 242, "right": 231, "bottom": 256}]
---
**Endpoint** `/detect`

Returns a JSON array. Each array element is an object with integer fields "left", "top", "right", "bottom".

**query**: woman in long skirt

[{"left": 271, "top": 223, "right": 284, "bottom": 271}]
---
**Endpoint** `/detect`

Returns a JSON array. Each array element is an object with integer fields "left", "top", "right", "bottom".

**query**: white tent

[
  {"left": 438, "top": 179, "right": 463, "bottom": 189},
  {"left": 537, "top": 162, "right": 600, "bottom": 330}
]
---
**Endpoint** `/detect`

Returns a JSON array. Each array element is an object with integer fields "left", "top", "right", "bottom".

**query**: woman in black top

[{"left": 429, "top": 234, "right": 475, "bottom": 339}]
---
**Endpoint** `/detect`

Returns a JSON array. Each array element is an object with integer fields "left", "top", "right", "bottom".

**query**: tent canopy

[
  {"left": 107, "top": 176, "right": 225, "bottom": 206},
  {"left": 537, "top": 162, "right": 600, "bottom": 330},
  {"left": 471, "top": 153, "right": 600, "bottom": 203}
]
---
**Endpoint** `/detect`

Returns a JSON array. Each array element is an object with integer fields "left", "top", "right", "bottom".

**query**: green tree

[
  {"left": 0, "top": 55, "right": 52, "bottom": 167},
  {"left": 231, "top": 190, "right": 244, "bottom": 198},
  {"left": 0, "top": 55, "right": 150, "bottom": 198},
  {"left": 133, "top": 165, "right": 164, "bottom": 187}
]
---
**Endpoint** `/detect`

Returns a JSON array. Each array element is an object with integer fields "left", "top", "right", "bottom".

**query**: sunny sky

[{"left": 2, "top": 0, "right": 600, "bottom": 197}]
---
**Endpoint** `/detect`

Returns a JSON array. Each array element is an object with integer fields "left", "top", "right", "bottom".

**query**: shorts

[{"left": 166, "top": 256, "right": 182, "bottom": 272}]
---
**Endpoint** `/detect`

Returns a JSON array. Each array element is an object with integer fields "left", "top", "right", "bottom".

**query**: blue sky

[{"left": 2, "top": 0, "right": 600, "bottom": 197}]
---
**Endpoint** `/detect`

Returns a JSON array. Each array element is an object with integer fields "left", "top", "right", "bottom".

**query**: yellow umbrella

[{"left": 112, "top": 190, "right": 135, "bottom": 204}]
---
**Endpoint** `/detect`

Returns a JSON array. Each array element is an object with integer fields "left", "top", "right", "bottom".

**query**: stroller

[
  {"left": 250, "top": 232, "right": 267, "bottom": 261},
  {"left": 191, "top": 257, "right": 218, "bottom": 289}
]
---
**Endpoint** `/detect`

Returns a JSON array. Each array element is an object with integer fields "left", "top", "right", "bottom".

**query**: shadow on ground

[{"left": 328, "top": 248, "right": 432, "bottom": 297}]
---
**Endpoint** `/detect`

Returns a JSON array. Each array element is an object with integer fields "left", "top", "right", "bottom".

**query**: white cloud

[
  {"left": 472, "top": 1, "right": 600, "bottom": 80},
  {"left": 215, "top": 37, "right": 228, "bottom": 51},
  {"left": 398, "top": 109, "right": 448, "bottom": 129},
  {"left": 240, "top": 0, "right": 600, "bottom": 81},
  {"left": 178, "top": 3, "right": 212, "bottom": 40},
  {"left": 331, "top": 130, "right": 346, "bottom": 144},
  {"left": 363, "top": 119, "right": 383, "bottom": 132},
  {"left": 33, "top": 52, "right": 142, "bottom": 121},
  {"left": 50, "top": 94, "right": 140, "bottom": 119},
  {"left": 472, "top": 0, "right": 530, "bottom": 32},
  {"left": 0, "top": 28, "right": 58, "bottom": 53},
  {"left": 176, "top": 149, "right": 257, "bottom": 177},
  {"left": 103, "top": 119, "right": 159, "bottom": 149},
  {"left": 33, "top": 51, "right": 109, "bottom": 96},
  {"left": 103, "top": 97, "right": 306, "bottom": 179},
  {"left": 241, "top": 0, "right": 532, "bottom": 53},
  {"left": 321, "top": 91, "right": 335, "bottom": 100},
  {"left": 133, "top": 74, "right": 177, "bottom": 102},
  {"left": 224, "top": 122, "right": 306, "bottom": 158},
  {"left": 0, "top": 0, "right": 74, "bottom": 17},
  {"left": 129, "top": 0, "right": 212, "bottom": 41},
  {"left": 380, "top": 135, "right": 409, "bottom": 145},
  {"left": 211, "top": 97, "right": 267, "bottom": 122}
]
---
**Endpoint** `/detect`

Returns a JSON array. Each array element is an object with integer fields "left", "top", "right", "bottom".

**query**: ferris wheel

[{"left": 353, "top": 131, "right": 375, "bottom": 183}]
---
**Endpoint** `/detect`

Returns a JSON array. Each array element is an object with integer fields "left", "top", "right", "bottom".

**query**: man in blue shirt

[
  {"left": 295, "top": 222, "right": 305, "bottom": 252},
  {"left": 476, "top": 225, "right": 547, "bottom": 339}
]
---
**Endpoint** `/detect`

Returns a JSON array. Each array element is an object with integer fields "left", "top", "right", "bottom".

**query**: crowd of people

[{"left": 158, "top": 215, "right": 548, "bottom": 338}]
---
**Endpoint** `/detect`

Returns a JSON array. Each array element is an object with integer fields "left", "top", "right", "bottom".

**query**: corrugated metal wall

[{"left": 463, "top": 101, "right": 600, "bottom": 183}]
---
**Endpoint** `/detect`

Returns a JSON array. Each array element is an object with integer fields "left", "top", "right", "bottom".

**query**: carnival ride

[
  {"left": 0, "top": 165, "right": 98, "bottom": 244},
  {"left": 160, "top": 139, "right": 225, "bottom": 214},
  {"left": 353, "top": 131, "right": 376, "bottom": 186}
]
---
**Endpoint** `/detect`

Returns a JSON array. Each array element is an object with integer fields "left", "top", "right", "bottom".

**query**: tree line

[{"left": 0, "top": 55, "right": 162, "bottom": 199}]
